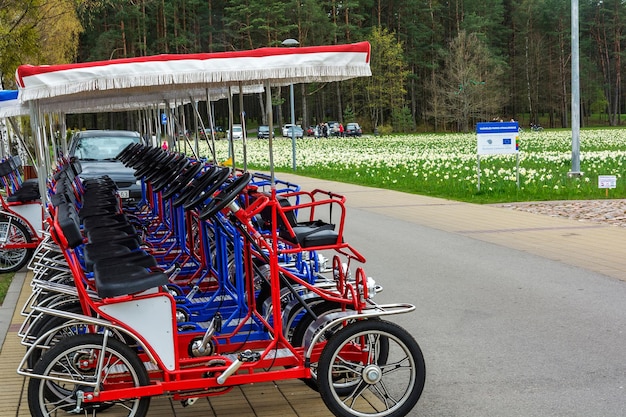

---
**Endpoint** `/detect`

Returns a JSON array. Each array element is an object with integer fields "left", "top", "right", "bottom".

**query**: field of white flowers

[{"left": 189, "top": 128, "right": 626, "bottom": 203}]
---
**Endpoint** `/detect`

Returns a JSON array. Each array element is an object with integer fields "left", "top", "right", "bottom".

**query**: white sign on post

[
  {"left": 476, "top": 122, "right": 520, "bottom": 191},
  {"left": 598, "top": 175, "right": 617, "bottom": 189},
  {"left": 476, "top": 122, "right": 519, "bottom": 155}
]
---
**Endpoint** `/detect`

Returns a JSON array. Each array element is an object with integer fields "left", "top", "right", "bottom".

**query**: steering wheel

[
  {"left": 144, "top": 153, "right": 182, "bottom": 182},
  {"left": 161, "top": 162, "right": 203, "bottom": 200},
  {"left": 116, "top": 143, "right": 140, "bottom": 162},
  {"left": 144, "top": 153, "right": 183, "bottom": 185},
  {"left": 182, "top": 167, "right": 230, "bottom": 210},
  {"left": 128, "top": 146, "right": 160, "bottom": 169},
  {"left": 171, "top": 165, "right": 218, "bottom": 207},
  {"left": 134, "top": 149, "right": 170, "bottom": 178},
  {"left": 199, "top": 172, "right": 252, "bottom": 220},
  {"left": 152, "top": 156, "right": 190, "bottom": 193}
]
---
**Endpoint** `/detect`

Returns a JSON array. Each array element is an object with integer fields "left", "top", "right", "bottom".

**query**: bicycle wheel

[
  {"left": 0, "top": 217, "right": 34, "bottom": 272},
  {"left": 27, "top": 334, "right": 151, "bottom": 417},
  {"left": 292, "top": 304, "right": 389, "bottom": 394},
  {"left": 318, "top": 320, "right": 425, "bottom": 417}
]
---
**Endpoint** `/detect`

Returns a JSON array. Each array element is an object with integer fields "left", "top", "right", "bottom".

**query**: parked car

[
  {"left": 345, "top": 122, "right": 363, "bottom": 137},
  {"left": 306, "top": 125, "right": 318, "bottom": 137},
  {"left": 326, "top": 121, "right": 340, "bottom": 136},
  {"left": 282, "top": 123, "right": 297, "bottom": 137},
  {"left": 227, "top": 124, "right": 243, "bottom": 140},
  {"left": 205, "top": 126, "right": 225, "bottom": 140},
  {"left": 257, "top": 125, "right": 273, "bottom": 139},
  {"left": 284, "top": 125, "right": 304, "bottom": 138},
  {"left": 69, "top": 130, "right": 144, "bottom": 204},
  {"left": 202, "top": 126, "right": 224, "bottom": 138}
]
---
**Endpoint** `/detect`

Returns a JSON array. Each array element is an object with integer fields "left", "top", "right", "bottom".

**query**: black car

[
  {"left": 257, "top": 125, "right": 272, "bottom": 139},
  {"left": 69, "top": 130, "right": 144, "bottom": 204},
  {"left": 345, "top": 122, "right": 363, "bottom": 137}
]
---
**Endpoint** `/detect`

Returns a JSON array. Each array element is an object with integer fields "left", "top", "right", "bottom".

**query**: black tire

[
  {"left": 317, "top": 320, "right": 425, "bottom": 417},
  {"left": 291, "top": 301, "right": 341, "bottom": 348},
  {"left": 0, "top": 217, "right": 34, "bottom": 272},
  {"left": 28, "top": 334, "right": 150, "bottom": 417}
]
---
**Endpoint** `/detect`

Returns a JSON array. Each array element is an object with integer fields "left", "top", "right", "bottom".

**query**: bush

[{"left": 377, "top": 125, "right": 393, "bottom": 135}]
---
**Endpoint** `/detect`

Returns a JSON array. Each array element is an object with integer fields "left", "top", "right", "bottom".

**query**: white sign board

[
  {"left": 598, "top": 175, "right": 617, "bottom": 189},
  {"left": 476, "top": 122, "right": 519, "bottom": 155}
]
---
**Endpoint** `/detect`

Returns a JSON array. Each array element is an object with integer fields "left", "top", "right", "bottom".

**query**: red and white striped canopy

[{"left": 16, "top": 42, "right": 371, "bottom": 103}]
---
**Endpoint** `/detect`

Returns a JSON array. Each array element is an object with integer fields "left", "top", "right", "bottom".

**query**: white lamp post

[{"left": 282, "top": 38, "right": 299, "bottom": 171}]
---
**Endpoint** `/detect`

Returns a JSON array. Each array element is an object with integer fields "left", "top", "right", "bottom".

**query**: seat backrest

[
  {"left": 0, "top": 159, "right": 13, "bottom": 178},
  {"left": 259, "top": 195, "right": 298, "bottom": 230},
  {"left": 56, "top": 200, "right": 83, "bottom": 248}
]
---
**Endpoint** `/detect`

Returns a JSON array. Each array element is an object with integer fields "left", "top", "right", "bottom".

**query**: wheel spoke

[
  {"left": 371, "top": 379, "right": 400, "bottom": 410},
  {"left": 366, "top": 333, "right": 381, "bottom": 363},
  {"left": 342, "top": 379, "right": 370, "bottom": 408},
  {"left": 43, "top": 383, "right": 73, "bottom": 414},
  {"left": 379, "top": 354, "right": 411, "bottom": 376}
]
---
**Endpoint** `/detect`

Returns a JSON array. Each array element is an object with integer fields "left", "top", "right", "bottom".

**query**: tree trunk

[
  {"left": 258, "top": 93, "right": 266, "bottom": 125},
  {"left": 162, "top": 0, "right": 168, "bottom": 53},
  {"left": 525, "top": 23, "right": 533, "bottom": 124},
  {"left": 301, "top": 84, "right": 308, "bottom": 128},
  {"left": 208, "top": 0, "right": 213, "bottom": 52},
  {"left": 336, "top": 83, "right": 343, "bottom": 123},
  {"left": 121, "top": 20, "right": 127, "bottom": 56}
]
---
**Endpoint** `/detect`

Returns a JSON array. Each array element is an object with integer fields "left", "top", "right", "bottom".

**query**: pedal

[
  {"left": 181, "top": 397, "right": 198, "bottom": 407},
  {"left": 185, "top": 285, "right": 200, "bottom": 300},
  {"left": 217, "top": 350, "right": 261, "bottom": 385}
]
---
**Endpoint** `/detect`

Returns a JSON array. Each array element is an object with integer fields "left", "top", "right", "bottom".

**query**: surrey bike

[{"left": 19, "top": 155, "right": 426, "bottom": 417}]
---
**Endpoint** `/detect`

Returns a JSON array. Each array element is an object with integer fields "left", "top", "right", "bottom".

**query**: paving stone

[{"left": 493, "top": 199, "right": 626, "bottom": 227}]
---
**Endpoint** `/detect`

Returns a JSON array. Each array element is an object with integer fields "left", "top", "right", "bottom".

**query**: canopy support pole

[
  {"left": 205, "top": 89, "right": 217, "bottom": 163},
  {"left": 7, "top": 118, "right": 37, "bottom": 169},
  {"left": 190, "top": 95, "right": 213, "bottom": 161},
  {"left": 265, "top": 80, "right": 275, "bottom": 189},
  {"left": 227, "top": 86, "right": 236, "bottom": 172},
  {"left": 29, "top": 101, "right": 48, "bottom": 206},
  {"left": 47, "top": 114, "right": 58, "bottom": 161},
  {"left": 239, "top": 82, "right": 248, "bottom": 172},
  {"left": 193, "top": 99, "right": 200, "bottom": 157},
  {"left": 59, "top": 112, "right": 68, "bottom": 155}
]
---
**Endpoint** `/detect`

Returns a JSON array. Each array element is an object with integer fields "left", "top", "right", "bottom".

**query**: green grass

[
  {"left": 204, "top": 128, "right": 626, "bottom": 204},
  {"left": 0, "top": 272, "right": 14, "bottom": 306}
]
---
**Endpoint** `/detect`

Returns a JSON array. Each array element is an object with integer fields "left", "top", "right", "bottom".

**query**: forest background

[{"left": 0, "top": 0, "right": 623, "bottom": 134}]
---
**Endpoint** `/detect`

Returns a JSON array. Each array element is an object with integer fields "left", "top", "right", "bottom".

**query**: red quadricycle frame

[
  {"left": 0, "top": 155, "right": 44, "bottom": 272},
  {"left": 19, "top": 166, "right": 423, "bottom": 417}
]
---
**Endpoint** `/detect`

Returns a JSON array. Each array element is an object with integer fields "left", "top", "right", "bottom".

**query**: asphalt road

[{"left": 341, "top": 206, "right": 626, "bottom": 417}]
